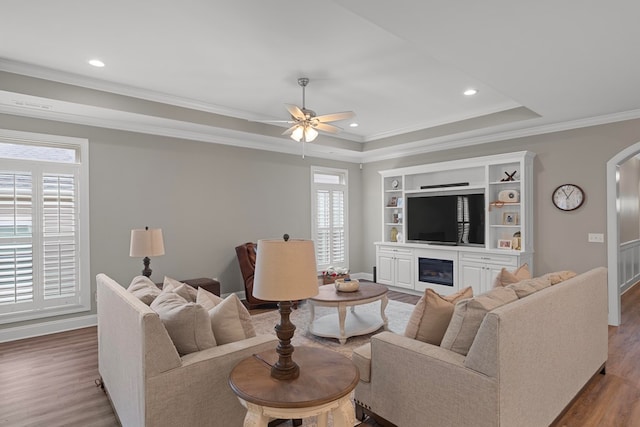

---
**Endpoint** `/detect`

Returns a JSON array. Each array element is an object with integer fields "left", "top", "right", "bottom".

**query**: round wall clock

[
  {"left": 391, "top": 179, "right": 399, "bottom": 189},
  {"left": 552, "top": 184, "right": 585, "bottom": 211}
]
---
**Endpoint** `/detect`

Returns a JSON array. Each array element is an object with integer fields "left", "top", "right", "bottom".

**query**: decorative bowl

[{"left": 334, "top": 278, "right": 360, "bottom": 292}]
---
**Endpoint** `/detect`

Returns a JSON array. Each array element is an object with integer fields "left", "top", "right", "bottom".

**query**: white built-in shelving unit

[{"left": 376, "top": 151, "right": 535, "bottom": 296}]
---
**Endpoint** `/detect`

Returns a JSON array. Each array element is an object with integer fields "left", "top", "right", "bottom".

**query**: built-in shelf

[{"left": 376, "top": 151, "right": 535, "bottom": 295}]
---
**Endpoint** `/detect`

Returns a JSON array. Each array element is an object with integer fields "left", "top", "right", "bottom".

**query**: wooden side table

[{"left": 229, "top": 347, "right": 359, "bottom": 427}]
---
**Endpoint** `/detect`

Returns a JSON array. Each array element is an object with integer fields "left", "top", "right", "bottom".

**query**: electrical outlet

[{"left": 588, "top": 233, "right": 604, "bottom": 243}]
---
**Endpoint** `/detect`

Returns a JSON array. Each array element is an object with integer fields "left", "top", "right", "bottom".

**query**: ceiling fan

[{"left": 263, "top": 78, "right": 355, "bottom": 143}]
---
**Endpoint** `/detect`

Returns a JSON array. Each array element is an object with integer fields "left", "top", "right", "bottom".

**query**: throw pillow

[
  {"left": 150, "top": 291, "right": 216, "bottom": 355},
  {"left": 441, "top": 287, "right": 518, "bottom": 356},
  {"left": 404, "top": 287, "right": 473, "bottom": 345},
  {"left": 127, "top": 275, "right": 161, "bottom": 305},
  {"left": 493, "top": 263, "right": 531, "bottom": 288},
  {"left": 206, "top": 294, "right": 256, "bottom": 345},
  {"left": 163, "top": 276, "right": 198, "bottom": 302},
  {"left": 195, "top": 286, "right": 224, "bottom": 311},
  {"left": 541, "top": 270, "right": 578, "bottom": 285},
  {"left": 507, "top": 276, "right": 552, "bottom": 298}
]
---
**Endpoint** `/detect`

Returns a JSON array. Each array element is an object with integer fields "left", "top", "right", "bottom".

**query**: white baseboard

[
  {"left": 0, "top": 314, "right": 97, "bottom": 343},
  {"left": 351, "top": 272, "right": 373, "bottom": 281}
]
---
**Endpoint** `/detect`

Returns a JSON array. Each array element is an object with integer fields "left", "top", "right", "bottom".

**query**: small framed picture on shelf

[
  {"left": 397, "top": 197, "right": 404, "bottom": 208},
  {"left": 502, "top": 212, "right": 519, "bottom": 225},
  {"left": 388, "top": 196, "right": 398, "bottom": 207},
  {"left": 498, "top": 239, "right": 513, "bottom": 249}
]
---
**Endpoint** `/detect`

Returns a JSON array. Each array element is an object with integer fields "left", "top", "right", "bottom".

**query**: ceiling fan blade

[
  {"left": 254, "top": 119, "right": 295, "bottom": 123},
  {"left": 314, "top": 122, "right": 342, "bottom": 134},
  {"left": 314, "top": 111, "right": 355, "bottom": 123},
  {"left": 285, "top": 104, "right": 306, "bottom": 121},
  {"left": 282, "top": 125, "right": 298, "bottom": 135}
]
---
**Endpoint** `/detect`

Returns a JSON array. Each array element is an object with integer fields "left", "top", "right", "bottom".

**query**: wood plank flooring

[{"left": 1, "top": 285, "right": 638, "bottom": 426}]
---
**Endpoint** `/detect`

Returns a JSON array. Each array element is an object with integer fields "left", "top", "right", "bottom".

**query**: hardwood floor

[{"left": 1, "top": 285, "right": 638, "bottom": 426}]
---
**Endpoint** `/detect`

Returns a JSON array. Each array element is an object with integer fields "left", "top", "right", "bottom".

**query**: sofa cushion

[
  {"left": 150, "top": 291, "right": 216, "bottom": 355},
  {"left": 201, "top": 293, "right": 256, "bottom": 345},
  {"left": 352, "top": 342, "right": 372, "bottom": 382},
  {"left": 507, "top": 276, "right": 552, "bottom": 298},
  {"left": 541, "top": 270, "right": 578, "bottom": 285},
  {"left": 163, "top": 276, "right": 198, "bottom": 302},
  {"left": 493, "top": 263, "right": 531, "bottom": 288},
  {"left": 441, "top": 287, "right": 518, "bottom": 356},
  {"left": 127, "top": 275, "right": 161, "bottom": 305},
  {"left": 404, "top": 286, "right": 473, "bottom": 345}
]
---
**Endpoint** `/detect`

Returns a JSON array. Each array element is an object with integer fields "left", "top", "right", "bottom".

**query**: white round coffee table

[{"left": 308, "top": 282, "right": 389, "bottom": 344}]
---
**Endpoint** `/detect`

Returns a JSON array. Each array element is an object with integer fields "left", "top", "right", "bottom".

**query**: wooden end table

[
  {"left": 228, "top": 347, "right": 359, "bottom": 427},
  {"left": 309, "top": 282, "right": 389, "bottom": 344}
]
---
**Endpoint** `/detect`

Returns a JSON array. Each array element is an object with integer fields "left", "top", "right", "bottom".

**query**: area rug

[
  {"left": 251, "top": 299, "right": 414, "bottom": 358},
  {"left": 250, "top": 299, "right": 415, "bottom": 426}
]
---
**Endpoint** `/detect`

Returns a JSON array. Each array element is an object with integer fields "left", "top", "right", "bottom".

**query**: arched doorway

[{"left": 606, "top": 141, "right": 640, "bottom": 325}]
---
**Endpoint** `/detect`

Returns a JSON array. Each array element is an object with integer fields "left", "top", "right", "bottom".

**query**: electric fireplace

[{"left": 418, "top": 257, "right": 454, "bottom": 287}]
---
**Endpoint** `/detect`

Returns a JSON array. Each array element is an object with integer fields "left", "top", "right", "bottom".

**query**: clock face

[
  {"left": 391, "top": 179, "right": 399, "bottom": 189},
  {"left": 552, "top": 184, "right": 585, "bottom": 211}
]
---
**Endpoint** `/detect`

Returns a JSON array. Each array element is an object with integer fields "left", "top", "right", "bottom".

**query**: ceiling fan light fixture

[
  {"left": 291, "top": 126, "right": 304, "bottom": 142},
  {"left": 290, "top": 125, "right": 318, "bottom": 143},
  {"left": 305, "top": 126, "right": 318, "bottom": 142}
]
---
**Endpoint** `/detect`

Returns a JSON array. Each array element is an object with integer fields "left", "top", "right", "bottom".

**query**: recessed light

[
  {"left": 463, "top": 88, "right": 478, "bottom": 96},
  {"left": 349, "top": 123, "right": 359, "bottom": 128},
  {"left": 89, "top": 59, "right": 105, "bottom": 68}
]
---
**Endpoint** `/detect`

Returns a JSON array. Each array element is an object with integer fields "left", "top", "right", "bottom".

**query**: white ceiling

[{"left": 1, "top": 0, "right": 640, "bottom": 161}]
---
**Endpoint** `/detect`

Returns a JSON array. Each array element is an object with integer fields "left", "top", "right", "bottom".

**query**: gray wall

[
  {"left": 4, "top": 110, "right": 640, "bottom": 331},
  {"left": 619, "top": 156, "right": 640, "bottom": 243},
  {"left": 361, "top": 119, "right": 640, "bottom": 276},
  {"left": 0, "top": 113, "right": 363, "bottom": 328}
]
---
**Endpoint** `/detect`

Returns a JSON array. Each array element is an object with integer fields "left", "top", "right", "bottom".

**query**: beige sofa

[
  {"left": 96, "top": 273, "right": 278, "bottom": 427},
  {"left": 353, "top": 267, "right": 608, "bottom": 427}
]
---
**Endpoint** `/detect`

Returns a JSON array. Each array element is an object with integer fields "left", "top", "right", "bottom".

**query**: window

[
  {"left": 311, "top": 167, "right": 348, "bottom": 272},
  {"left": 0, "top": 130, "right": 90, "bottom": 324}
]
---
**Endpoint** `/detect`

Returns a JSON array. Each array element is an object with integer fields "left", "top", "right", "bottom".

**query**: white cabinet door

[
  {"left": 486, "top": 265, "right": 504, "bottom": 290},
  {"left": 395, "top": 255, "right": 414, "bottom": 289},
  {"left": 459, "top": 261, "right": 485, "bottom": 296},
  {"left": 377, "top": 254, "right": 394, "bottom": 285}
]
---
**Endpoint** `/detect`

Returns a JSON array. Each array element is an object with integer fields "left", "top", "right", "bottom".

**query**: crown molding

[
  {"left": 0, "top": 59, "right": 265, "bottom": 122},
  {"left": 2, "top": 58, "right": 640, "bottom": 164},
  {"left": 0, "top": 99, "right": 364, "bottom": 163},
  {"left": 358, "top": 108, "right": 640, "bottom": 163}
]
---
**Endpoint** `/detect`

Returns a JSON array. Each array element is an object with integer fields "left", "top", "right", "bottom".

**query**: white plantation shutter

[
  {"left": 0, "top": 173, "right": 34, "bottom": 306},
  {"left": 42, "top": 174, "right": 77, "bottom": 301},
  {"left": 0, "top": 129, "right": 90, "bottom": 324},
  {"left": 316, "top": 190, "right": 331, "bottom": 266},
  {"left": 331, "top": 190, "right": 345, "bottom": 263},
  {"left": 311, "top": 167, "right": 348, "bottom": 271}
]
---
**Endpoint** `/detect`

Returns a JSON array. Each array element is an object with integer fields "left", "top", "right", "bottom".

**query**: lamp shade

[
  {"left": 129, "top": 228, "right": 165, "bottom": 257},
  {"left": 253, "top": 238, "right": 318, "bottom": 301}
]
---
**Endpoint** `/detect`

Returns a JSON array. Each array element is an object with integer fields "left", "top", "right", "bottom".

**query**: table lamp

[
  {"left": 253, "top": 234, "right": 318, "bottom": 380},
  {"left": 129, "top": 226, "right": 165, "bottom": 278}
]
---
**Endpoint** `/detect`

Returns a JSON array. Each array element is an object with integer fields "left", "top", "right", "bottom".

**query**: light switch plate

[{"left": 588, "top": 233, "right": 604, "bottom": 243}]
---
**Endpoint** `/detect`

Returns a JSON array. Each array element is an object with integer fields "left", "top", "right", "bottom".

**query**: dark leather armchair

[{"left": 235, "top": 242, "right": 276, "bottom": 309}]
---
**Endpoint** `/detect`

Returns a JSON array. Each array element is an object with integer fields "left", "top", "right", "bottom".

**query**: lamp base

[
  {"left": 142, "top": 256, "right": 152, "bottom": 278},
  {"left": 271, "top": 300, "right": 299, "bottom": 380}
]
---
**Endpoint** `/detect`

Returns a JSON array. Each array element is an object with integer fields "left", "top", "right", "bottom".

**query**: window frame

[
  {"left": 0, "top": 129, "right": 90, "bottom": 324},
  {"left": 310, "top": 166, "right": 349, "bottom": 273}
]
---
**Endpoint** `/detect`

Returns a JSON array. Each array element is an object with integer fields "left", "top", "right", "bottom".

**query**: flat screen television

[{"left": 406, "top": 193, "right": 485, "bottom": 245}]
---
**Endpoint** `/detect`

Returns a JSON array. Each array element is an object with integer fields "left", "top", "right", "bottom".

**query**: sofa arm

[
  {"left": 363, "top": 332, "right": 499, "bottom": 427},
  {"left": 144, "top": 334, "right": 278, "bottom": 427}
]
